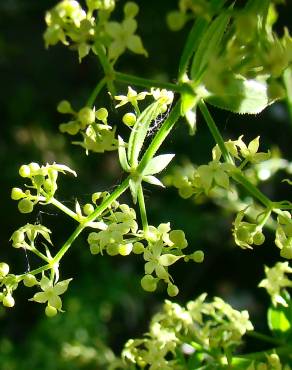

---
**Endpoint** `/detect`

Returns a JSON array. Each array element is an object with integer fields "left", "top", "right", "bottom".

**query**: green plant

[{"left": 1, "top": 0, "right": 292, "bottom": 368}]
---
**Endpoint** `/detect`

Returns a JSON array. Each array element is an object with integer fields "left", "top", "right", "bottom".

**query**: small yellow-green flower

[{"left": 31, "top": 276, "right": 72, "bottom": 313}]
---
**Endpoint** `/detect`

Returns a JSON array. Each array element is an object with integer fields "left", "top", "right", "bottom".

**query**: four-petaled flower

[
  {"left": 114, "top": 86, "right": 148, "bottom": 108},
  {"left": 31, "top": 276, "right": 72, "bottom": 312},
  {"left": 105, "top": 18, "right": 147, "bottom": 61}
]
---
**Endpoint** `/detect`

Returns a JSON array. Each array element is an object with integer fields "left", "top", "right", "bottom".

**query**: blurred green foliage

[{"left": 0, "top": 0, "right": 292, "bottom": 368}]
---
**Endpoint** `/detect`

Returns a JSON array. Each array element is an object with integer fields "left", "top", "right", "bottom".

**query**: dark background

[{"left": 0, "top": 0, "right": 292, "bottom": 368}]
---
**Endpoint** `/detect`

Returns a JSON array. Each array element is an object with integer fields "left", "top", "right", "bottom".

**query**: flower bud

[
  {"left": 83, "top": 203, "right": 94, "bottom": 215},
  {"left": 57, "top": 100, "right": 72, "bottom": 114},
  {"left": 19, "top": 165, "right": 31, "bottom": 178},
  {"left": 96, "top": 108, "right": 108, "bottom": 121},
  {"left": 192, "top": 250, "right": 204, "bottom": 263},
  {"left": 118, "top": 243, "right": 133, "bottom": 256},
  {"left": 122, "top": 112, "right": 136, "bottom": 126},
  {"left": 124, "top": 2, "right": 139, "bottom": 18},
  {"left": 23, "top": 274, "right": 37, "bottom": 287},
  {"left": 0, "top": 262, "right": 9, "bottom": 278},
  {"left": 133, "top": 242, "right": 144, "bottom": 254},
  {"left": 78, "top": 107, "right": 95, "bottom": 127},
  {"left": 167, "top": 283, "right": 179, "bottom": 297},
  {"left": 3, "top": 294, "right": 15, "bottom": 308},
  {"left": 11, "top": 187, "right": 25, "bottom": 200}
]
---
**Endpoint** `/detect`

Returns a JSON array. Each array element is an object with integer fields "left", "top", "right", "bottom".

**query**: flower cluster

[
  {"left": 0, "top": 263, "right": 17, "bottom": 308},
  {"left": 275, "top": 211, "right": 292, "bottom": 259},
  {"left": 122, "top": 295, "right": 253, "bottom": 369},
  {"left": 247, "top": 353, "right": 291, "bottom": 370},
  {"left": 259, "top": 262, "right": 292, "bottom": 307},
  {"left": 58, "top": 102, "right": 118, "bottom": 154},
  {"left": 87, "top": 199, "right": 202, "bottom": 296},
  {"left": 166, "top": 136, "right": 270, "bottom": 199},
  {"left": 10, "top": 224, "right": 52, "bottom": 250},
  {"left": 44, "top": 0, "right": 147, "bottom": 62},
  {"left": 11, "top": 162, "right": 76, "bottom": 213},
  {"left": 232, "top": 207, "right": 268, "bottom": 249}
]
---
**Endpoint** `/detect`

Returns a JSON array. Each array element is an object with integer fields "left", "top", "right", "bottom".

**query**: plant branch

[{"left": 137, "top": 185, "right": 148, "bottom": 233}]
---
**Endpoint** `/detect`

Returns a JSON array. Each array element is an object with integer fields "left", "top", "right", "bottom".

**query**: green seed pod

[
  {"left": 18, "top": 199, "right": 34, "bottom": 214},
  {"left": 23, "top": 274, "right": 37, "bottom": 287},
  {"left": 192, "top": 250, "right": 204, "bottom": 263},
  {"left": 122, "top": 112, "right": 136, "bottom": 126},
  {"left": 57, "top": 100, "right": 72, "bottom": 114},
  {"left": 169, "top": 230, "right": 188, "bottom": 249},
  {"left": 167, "top": 283, "right": 179, "bottom": 297},
  {"left": 45, "top": 304, "right": 57, "bottom": 317},
  {"left": 96, "top": 108, "right": 108, "bottom": 121},
  {"left": 11, "top": 187, "right": 25, "bottom": 200},
  {"left": 0, "top": 262, "right": 9, "bottom": 278},
  {"left": 3, "top": 294, "right": 15, "bottom": 308},
  {"left": 19, "top": 165, "right": 31, "bottom": 178},
  {"left": 141, "top": 275, "right": 157, "bottom": 292},
  {"left": 78, "top": 107, "right": 95, "bottom": 127},
  {"left": 83, "top": 203, "right": 95, "bottom": 216},
  {"left": 59, "top": 121, "right": 80, "bottom": 135}
]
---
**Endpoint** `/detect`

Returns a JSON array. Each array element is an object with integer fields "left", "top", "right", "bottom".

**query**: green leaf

[
  {"left": 206, "top": 77, "right": 274, "bottom": 114},
  {"left": 267, "top": 292, "right": 292, "bottom": 337},
  {"left": 158, "top": 254, "right": 183, "bottom": 266},
  {"left": 191, "top": 10, "right": 231, "bottom": 83},
  {"left": 178, "top": 0, "right": 228, "bottom": 80},
  {"left": 143, "top": 154, "right": 175, "bottom": 176},
  {"left": 178, "top": 18, "right": 208, "bottom": 80},
  {"left": 129, "top": 178, "right": 140, "bottom": 204},
  {"left": 118, "top": 136, "right": 130, "bottom": 172},
  {"left": 127, "top": 101, "right": 161, "bottom": 167}
]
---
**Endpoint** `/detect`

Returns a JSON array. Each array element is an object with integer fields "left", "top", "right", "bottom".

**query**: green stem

[
  {"left": 137, "top": 99, "right": 181, "bottom": 173},
  {"left": 86, "top": 77, "right": 107, "bottom": 107},
  {"left": 94, "top": 42, "right": 116, "bottom": 96},
  {"left": 198, "top": 100, "right": 233, "bottom": 164},
  {"left": 246, "top": 330, "right": 284, "bottom": 346},
  {"left": 49, "top": 197, "right": 78, "bottom": 221},
  {"left": 114, "top": 71, "right": 186, "bottom": 94},
  {"left": 137, "top": 185, "right": 148, "bottom": 233},
  {"left": 283, "top": 67, "right": 292, "bottom": 124},
  {"left": 53, "top": 177, "right": 130, "bottom": 264},
  {"left": 231, "top": 170, "right": 272, "bottom": 208}
]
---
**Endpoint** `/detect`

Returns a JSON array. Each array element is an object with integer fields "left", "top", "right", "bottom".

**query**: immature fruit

[
  {"left": 3, "top": 294, "right": 15, "bottom": 308},
  {"left": 118, "top": 243, "right": 133, "bottom": 256},
  {"left": 0, "top": 262, "right": 9, "bottom": 278},
  {"left": 45, "top": 305, "right": 57, "bottom": 317},
  {"left": 18, "top": 199, "right": 34, "bottom": 214},
  {"left": 253, "top": 231, "right": 265, "bottom": 246},
  {"left": 141, "top": 275, "right": 157, "bottom": 292}
]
